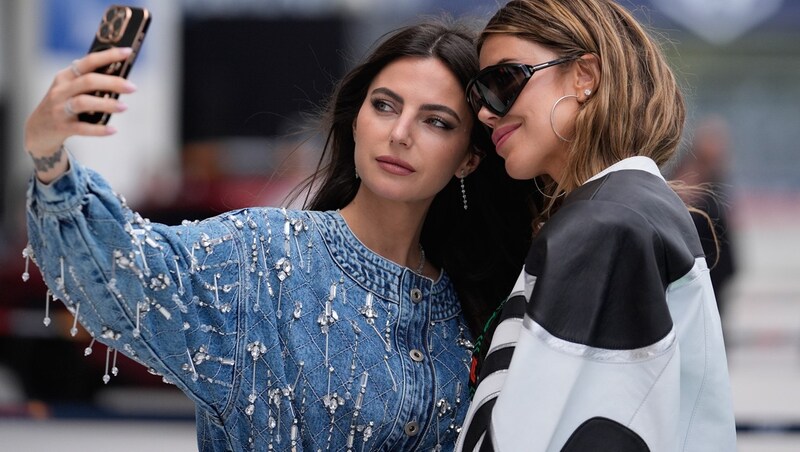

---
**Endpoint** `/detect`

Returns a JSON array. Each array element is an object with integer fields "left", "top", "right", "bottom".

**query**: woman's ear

[
  {"left": 574, "top": 54, "right": 600, "bottom": 102},
  {"left": 456, "top": 150, "right": 482, "bottom": 178}
]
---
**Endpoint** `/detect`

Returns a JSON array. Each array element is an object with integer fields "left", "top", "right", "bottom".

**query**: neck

[{"left": 339, "top": 189, "right": 429, "bottom": 274}]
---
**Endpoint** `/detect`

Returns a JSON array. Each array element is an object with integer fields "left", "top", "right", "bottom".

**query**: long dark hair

[{"left": 293, "top": 19, "right": 537, "bottom": 337}]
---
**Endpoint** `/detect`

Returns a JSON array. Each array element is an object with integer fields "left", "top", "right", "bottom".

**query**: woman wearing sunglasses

[
  {"left": 458, "top": 1, "right": 736, "bottom": 451},
  {"left": 23, "top": 19, "right": 535, "bottom": 451}
]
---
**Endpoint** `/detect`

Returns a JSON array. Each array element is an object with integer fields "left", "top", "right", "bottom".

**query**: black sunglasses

[{"left": 466, "top": 56, "right": 580, "bottom": 116}]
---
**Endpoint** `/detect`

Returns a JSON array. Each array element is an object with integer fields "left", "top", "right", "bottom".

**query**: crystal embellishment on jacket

[{"left": 25, "top": 157, "right": 473, "bottom": 451}]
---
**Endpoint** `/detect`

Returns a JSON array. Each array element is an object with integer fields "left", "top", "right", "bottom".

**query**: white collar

[{"left": 583, "top": 156, "right": 664, "bottom": 185}]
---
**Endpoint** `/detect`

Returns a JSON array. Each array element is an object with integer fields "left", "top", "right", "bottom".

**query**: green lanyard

[{"left": 468, "top": 296, "right": 509, "bottom": 397}]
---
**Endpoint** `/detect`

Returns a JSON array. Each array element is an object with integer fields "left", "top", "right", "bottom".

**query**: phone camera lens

[{"left": 99, "top": 24, "right": 111, "bottom": 40}]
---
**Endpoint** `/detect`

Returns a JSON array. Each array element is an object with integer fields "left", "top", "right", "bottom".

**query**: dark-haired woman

[{"left": 23, "top": 19, "right": 534, "bottom": 451}]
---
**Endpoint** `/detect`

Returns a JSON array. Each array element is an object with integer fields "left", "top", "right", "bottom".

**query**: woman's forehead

[
  {"left": 479, "top": 35, "right": 554, "bottom": 68},
  {"left": 370, "top": 57, "right": 469, "bottom": 110}
]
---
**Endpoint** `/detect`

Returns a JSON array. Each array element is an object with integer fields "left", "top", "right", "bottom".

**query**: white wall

[{"left": 5, "top": 0, "right": 181, "bottom": 222}]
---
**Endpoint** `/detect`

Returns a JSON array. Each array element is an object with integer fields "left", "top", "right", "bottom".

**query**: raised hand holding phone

[
  {"left": 24, "top": 5, "right": 150, "bottom": 183},
  {"left": 79, "top": 5, "right": 150, "bottom": 124}
]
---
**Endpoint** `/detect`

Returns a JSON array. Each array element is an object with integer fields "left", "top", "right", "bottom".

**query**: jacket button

[
  {"left": 409, "top": 349, "right": 424, "bottom": 362},
  {"left": 404, "top": 420, "right": 420, "bottom": 436},
  {"left": 410, "top": 288, "right": 422, "bottom": 303}
]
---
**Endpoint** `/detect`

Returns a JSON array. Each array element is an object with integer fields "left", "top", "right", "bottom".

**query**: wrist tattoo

[{"left": 29, "top": 146, "right": 64, "bottom": 173}]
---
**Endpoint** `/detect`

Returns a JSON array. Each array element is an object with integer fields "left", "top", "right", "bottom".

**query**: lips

[
  {"left": 376, "top": 156, "right": 415, "bottom": 175},
  {"left": 492, "top": 124, "right": 520, "bottom": 151}
]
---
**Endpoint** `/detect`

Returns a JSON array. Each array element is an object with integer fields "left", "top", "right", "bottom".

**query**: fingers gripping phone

[{"left": 78, "top": 5, "right": 151, "bottom": 125}]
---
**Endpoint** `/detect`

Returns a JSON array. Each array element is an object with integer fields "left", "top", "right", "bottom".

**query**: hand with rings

[
  {"left": 62, "top": 59, "right": 82, "bottom": 117},
  {"left": 70, "top": 59, "right": 82, "bottom": 78},
  {"left": 64, "top": 97, "right": 78, "bottom": 117},
  {"left": 24, "top": 47, "right": 137, "bottom": 180}
]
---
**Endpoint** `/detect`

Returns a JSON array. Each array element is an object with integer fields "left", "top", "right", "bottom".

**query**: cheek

[
  {"left": 425, "top": 140, "right": 470, "bottom": 186},
  {"left": 353, "top": 103, "right": 370, "bottom": 141},
  {"left": 442, "top": 136, "right": 471, "bottom": 170},
  {"left": 503, "top": 150, "right": 533, "bottom": 179}
]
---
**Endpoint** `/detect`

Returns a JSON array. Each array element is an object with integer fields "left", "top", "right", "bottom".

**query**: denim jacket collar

[{"left": 309, "top": 210, "right": 459, "bottom": 320}]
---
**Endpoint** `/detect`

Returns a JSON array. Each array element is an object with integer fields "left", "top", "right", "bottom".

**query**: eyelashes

[
  {"left": 426, "top": 116, "right": 453, "bottom": 130},
  {"left": 372, "top": 98, "right": 394, "bottom": 113},
  {"left": 370, "top": 98, "right": 455, "bottom": 130}
]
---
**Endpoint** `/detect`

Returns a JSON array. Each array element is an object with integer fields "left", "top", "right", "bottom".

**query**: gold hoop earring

[
  {"left": 533, "top": 177, "right": 564, "bottom": 200},
  {"left": 550, "top": 94, "right": 578, "bottom": 142}
]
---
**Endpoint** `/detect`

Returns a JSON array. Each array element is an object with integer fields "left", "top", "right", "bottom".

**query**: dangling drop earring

[{"left": 460, "top": 169, "right": 468, "bottom": 210}]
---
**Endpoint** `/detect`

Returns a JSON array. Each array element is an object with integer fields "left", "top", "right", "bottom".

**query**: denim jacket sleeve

[{"left": 26, "top": 156, "right": 243, "bottom": 417}]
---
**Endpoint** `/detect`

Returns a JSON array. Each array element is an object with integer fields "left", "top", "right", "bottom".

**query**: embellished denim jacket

[{"left": 25, "top": 157, "right": 474, "bottom": 451}]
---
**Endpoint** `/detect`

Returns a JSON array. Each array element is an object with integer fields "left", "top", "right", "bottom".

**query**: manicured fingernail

[
  {"left": 119, "top": 47, "right": 133, "bottom": 55},
  {"left": 116, "top": 102, "right": 128, "bottom": 112},
  {"left": 123, "top": 81, "right": 137, "bottom": 92},
  {"left": 106, "top": 125, "right": 117, "bottom": 134}
]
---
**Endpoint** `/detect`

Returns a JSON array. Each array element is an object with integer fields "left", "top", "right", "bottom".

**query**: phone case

[{"left": 78, "top": 5, "right": 151, "bottom": 124}]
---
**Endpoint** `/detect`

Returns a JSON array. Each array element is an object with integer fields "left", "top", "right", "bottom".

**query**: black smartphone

[{"left": 78, "top": 5, "right": 151, "bottom": 125}]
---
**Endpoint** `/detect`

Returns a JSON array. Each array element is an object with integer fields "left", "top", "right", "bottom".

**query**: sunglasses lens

[
  {"left": 470, "top": 65, "right": 530, "bottom": 115},
  {"left": 467, "top": 84, "right": 485, "bottom": 114}
]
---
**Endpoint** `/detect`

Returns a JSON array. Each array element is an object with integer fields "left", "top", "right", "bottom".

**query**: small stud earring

[{"left": 584, "top": 89, "right": 592, "bottom": 96}]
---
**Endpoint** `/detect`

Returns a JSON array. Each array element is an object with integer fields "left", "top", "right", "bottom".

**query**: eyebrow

[{"left": 372, "top": 87, "right": 462, "bottom": 123}]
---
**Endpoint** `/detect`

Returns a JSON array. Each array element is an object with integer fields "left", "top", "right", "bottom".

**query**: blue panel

[{"left": 44, "top": 0, "right": 143, "bottom": 54}]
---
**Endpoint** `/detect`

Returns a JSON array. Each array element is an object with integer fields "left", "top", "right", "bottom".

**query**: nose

[
  {"left": 476, "top": 104, "right": 498, "bottom": 130},
  {"left": 389, "top": 116, "right": 413, "bottom": 147}
]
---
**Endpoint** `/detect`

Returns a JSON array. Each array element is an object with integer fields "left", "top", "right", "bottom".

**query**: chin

[
  {"left": 361, "top": 180, "right": 418, "bottom": 204},
  {"left": 503, "top": 160, "right": 534, "bottom": 181}
]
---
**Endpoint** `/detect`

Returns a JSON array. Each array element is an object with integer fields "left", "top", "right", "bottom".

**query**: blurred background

[{"left": 0, "top": 0, "right": 798, "bottom": 450}]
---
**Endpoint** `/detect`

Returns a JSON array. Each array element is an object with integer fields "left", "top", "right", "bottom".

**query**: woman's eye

[
  {"left": 427, "top": 116, "right": 453, "bottom": 130},
  {"left": 372, "top": 99, "right": 394, "bottom": 113}
]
